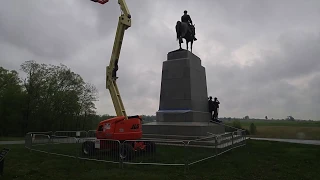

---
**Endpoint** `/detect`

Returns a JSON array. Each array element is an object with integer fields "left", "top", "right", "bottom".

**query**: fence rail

[{"left": 25, "top": 127, "right": 246, "bottom": 172}]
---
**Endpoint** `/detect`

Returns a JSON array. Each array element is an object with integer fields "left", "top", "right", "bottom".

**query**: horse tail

[{"left": 176, "top": 21, "right": 181, "bottom": 40}]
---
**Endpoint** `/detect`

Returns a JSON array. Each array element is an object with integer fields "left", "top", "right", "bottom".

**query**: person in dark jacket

[
  {"left": 208, "top": 96, "right": 214, "bottom": 120},
  {"left": 212, "top": 97, "right": 220, "bottom": 120},
  {"left": 181, "top": 10, "right": 197, "bottom": 41}
]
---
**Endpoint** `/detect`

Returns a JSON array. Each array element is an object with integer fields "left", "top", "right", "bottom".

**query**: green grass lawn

[
  {"left": 245, "top": 126, "right": 320, "bottom": 140},
  {"left": 225, "top": 120, "right": 320, "bottom": 140},
  {"left": 226, "top": 119, "right": 320, "bottom": 127},
  {"left": 29, "top": 141, "right": 232, "bottom": 164},
  {"left": 1, "top": 140, "right": 320, "bottom": 180}
]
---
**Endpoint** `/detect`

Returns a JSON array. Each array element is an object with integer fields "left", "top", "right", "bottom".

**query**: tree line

[
  {"left": 0, "top": 61, "right": 157, "bottom": 137},
  {"left": 0, "top": 61, "right": 100, "bottom": 136}
]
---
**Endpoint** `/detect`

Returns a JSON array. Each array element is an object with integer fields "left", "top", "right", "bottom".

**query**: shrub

[
  {"left": 244, "top": 129, "right": 250, "bottom": 135},
  {"left": 250, "top": 123, "right": 257, "bottom": 135}
]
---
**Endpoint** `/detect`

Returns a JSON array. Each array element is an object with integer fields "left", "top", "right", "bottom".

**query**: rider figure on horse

[{"left": 181, "top": 10, "right": 197, "bottom": 41}]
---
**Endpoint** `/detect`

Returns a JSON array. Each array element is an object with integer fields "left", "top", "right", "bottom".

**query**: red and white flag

[{"left": 90, "top": 0, "right": 109, "bottom": 4}]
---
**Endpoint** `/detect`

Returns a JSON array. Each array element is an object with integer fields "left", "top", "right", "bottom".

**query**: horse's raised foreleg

[
  {"left": 179, "top": 37, "right": 182, "bottom": 49},
  {"left": 191, "top": 40, "right": 193, "bottom": 53},
  {"left": 186, "top": 41, "right": 189, "bottom": 51}
]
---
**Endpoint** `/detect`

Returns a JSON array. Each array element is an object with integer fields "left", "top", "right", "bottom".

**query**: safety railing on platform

[
  {"left": 185, "top": 131, "right": 246, "bottom": 168},
  {"left": 53, "top": 131, "right": 88, "bottom": 138},
  {"left": 87, "top": 130, "right": 96, "bottom": 138},
  {"left": 24, "top": 127, "right": 246, "bottom": 172}
]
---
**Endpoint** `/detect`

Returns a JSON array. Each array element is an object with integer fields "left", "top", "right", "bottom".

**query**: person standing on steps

[
  {"left": 212, "top": 97, "right": 220, "bottom": 121},
  {"left": 208, "top": 96, "right": 214, "bottom": 120}
]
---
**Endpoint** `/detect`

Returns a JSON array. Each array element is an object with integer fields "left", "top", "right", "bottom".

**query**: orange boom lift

[{"left": 81, "top": 0, "right": 155, "bottom": 160}]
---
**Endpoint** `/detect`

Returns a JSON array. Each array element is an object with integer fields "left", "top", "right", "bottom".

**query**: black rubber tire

[
  {"left": 82, "top": 141, "right": 95, "bottom": 156},
  {"left": 145, "top": 141, "right": 156, "bottom": 153},
  {"left": 119, "top": 143, "right": 134, "bottom": 161}
]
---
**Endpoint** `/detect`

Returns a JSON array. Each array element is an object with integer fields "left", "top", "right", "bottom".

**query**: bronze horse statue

[{"left": 176, "top": 21, "right": 195, "bottom": 52}]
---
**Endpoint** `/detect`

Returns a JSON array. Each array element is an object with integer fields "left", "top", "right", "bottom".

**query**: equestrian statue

[{"left": 176, "top": 10, "right": 197, "bottom": 52}]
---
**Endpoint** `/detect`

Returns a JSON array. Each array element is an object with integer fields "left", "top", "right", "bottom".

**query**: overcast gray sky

[{"left": 1, "top": 0, "right": 320, "bottom": 120}]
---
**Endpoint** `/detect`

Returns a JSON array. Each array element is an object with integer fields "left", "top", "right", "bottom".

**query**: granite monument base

[
  {"left": 142, "top": 122, "right": 225, "bottom": 137},
  {"left": 156, "top": 110, "right": 211, "bottom": 122}
]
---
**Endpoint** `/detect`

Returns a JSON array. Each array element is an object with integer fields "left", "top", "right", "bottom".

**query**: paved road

[
  {"left": 1, "top": 138, "right": 320, "bottom": 145},
  {"left": 0, "top": 140, "right": 24, "bottom": 145},
  {"left": 248, "top": 137, "right": 320, "bottom": 145}
]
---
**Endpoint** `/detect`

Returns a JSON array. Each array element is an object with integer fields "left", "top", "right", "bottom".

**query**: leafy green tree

[
  {"left": 141, "top": 115, "right": 156, "bottom": 123},
  {"left": 1, "top": 61, "right": 164, "bottom": 136},
  {"left": 250, "top": 123, "right": 257, "bottom": 135},
  {"left": 20, "top": 60, "right": 98, "bottom": 132},
  {"left": 0, "top": 67, "right": 25, "bottom": 136}
]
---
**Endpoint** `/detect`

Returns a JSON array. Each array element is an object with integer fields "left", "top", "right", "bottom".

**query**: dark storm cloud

[{"left": 1, "top": 0, "right": 320, "bottom": 120}]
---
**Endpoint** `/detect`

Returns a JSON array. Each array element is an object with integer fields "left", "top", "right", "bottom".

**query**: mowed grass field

[
  {"left": 226, "top": 120, "right": 320, "bottom": 140},
  {"left": 1, "top": 140, "right": 320, "bottom": 180}
]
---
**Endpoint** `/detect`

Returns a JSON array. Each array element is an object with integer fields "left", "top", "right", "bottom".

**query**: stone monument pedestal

[
  {"left": 142, "top": 49, "right": 225, "bottom": 137},
  {"left": 142, "top": 122, "right": 224, "bottom": 136}
]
